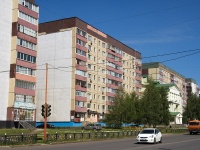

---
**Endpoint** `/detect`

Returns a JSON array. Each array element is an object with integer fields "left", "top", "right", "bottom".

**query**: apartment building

[
  {"left": 36, "top": 17, "right": 142, "bottom": 126},
  {"left": 0, "top": 0, "right": 39, "bottom": 128},
  {"left": 142, "top": 62, "right": 187, "bottom": 108},
  {"left": 186, "top": 78, "right": 200, "bottom": 97}
]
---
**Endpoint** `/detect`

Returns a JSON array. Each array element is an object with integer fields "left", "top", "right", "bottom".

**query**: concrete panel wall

[
  {"left": 0, "top": 1, "right": 12, "bottom": 120},
  {"left": 36, "top": 30, "right": 72, "bottom": 122}
]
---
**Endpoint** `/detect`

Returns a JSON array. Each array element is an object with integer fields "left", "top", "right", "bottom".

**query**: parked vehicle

[
  {"left": 82, "top": 123, "right": 102, "bottom": 130},
  {"left": 188, "top": 120, "right": 200, "bottom": 134},
  {"left": 136, "top": 128, "right": 162, "bottom": 144},
  {"left": 37, "top": 123, "right": 54, "bottom": 128}
]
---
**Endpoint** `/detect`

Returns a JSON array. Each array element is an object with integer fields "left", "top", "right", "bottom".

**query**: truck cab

[{"left": 188, "top": 120, "right": 200, "bottom": 135}]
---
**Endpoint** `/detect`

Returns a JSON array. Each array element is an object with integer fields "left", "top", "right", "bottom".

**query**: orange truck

[{"left": 188, "top": 120, "right": 200, "bottom": 134}]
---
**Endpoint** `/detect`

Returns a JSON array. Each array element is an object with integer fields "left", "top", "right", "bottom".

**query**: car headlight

[
  {"left": 137, "top": 136, "right": 140, "bottom": 138},
  {"left": 149, "top": 135, "right": 154, "bottom": 138}
]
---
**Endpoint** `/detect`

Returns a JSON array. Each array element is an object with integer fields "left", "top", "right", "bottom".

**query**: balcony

[
  {"left": 75, "top": 106, "right": 87, "bottom": 113},
  {"left": 74, "top": 118, "right": 81, "bottom": 122}
]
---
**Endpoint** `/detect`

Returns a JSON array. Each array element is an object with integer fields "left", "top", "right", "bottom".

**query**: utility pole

[{"left": 44, "top": 63, "right": 48, "bottom": 142}]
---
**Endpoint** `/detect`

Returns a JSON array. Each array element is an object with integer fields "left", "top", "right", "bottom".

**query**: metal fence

[
  {"left": 0, "top": 134, "right": 37, "bottom": 145},
  {"left": 46, "top": 131, "right": 139, "bottom": 142}
]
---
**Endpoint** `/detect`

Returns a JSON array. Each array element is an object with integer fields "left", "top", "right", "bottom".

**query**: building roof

[
  {"left": 170, "top": 112, "right": 180, "bottom": 116},
  {"left": 142, "top": 62, "right": 185, "bottom": 79},
  {"left": 185, "top": 78, "right": 197, "bottom": 84},
  {"left": 39, "top": 17, "right": 141, "bottom": 59}
]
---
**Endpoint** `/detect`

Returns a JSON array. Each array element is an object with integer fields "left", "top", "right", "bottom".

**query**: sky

[{"left": 35, "top": 0, "right": 200, "bottom": 86}]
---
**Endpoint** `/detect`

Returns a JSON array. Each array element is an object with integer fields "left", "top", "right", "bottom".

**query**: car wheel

[
  {"left": 159, "top": 137, "right": 162, "bottom": 143},
  {"left": 154, "top": 138, "right": 156, "bottom": 144}
]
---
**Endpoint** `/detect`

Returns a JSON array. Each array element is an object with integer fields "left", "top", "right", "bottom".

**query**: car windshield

[
  {"left": 189, "top": 122, "right": 199, "bottom": 125},
  {"left": 140, "top": 129, "right": 155, "bottom": 134}
]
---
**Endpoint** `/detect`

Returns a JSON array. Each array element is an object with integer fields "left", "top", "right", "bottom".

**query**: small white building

[{"left": 156, "top": 84, "right": 183, "bottom": 124}]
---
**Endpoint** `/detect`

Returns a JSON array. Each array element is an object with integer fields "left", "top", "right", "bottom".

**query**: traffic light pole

[{"left": 44, "top": 63, "right": 48, "bottom": 142}]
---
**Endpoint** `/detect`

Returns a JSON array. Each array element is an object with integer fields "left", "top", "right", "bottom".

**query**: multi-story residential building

[
  {"left": 36, "top": 17, "right": 142, "bottom": 126},
  {"left": 142, "top": 62, "right": 187, "bottom": 109},
  {"left": 186, "top": 78, "right": 199, "bottom": 97},
  {"left": 0, "top": 0, "right": 39, "bottom": 128}
]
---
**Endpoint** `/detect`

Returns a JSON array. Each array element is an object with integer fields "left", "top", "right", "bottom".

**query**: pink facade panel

[
  {"left": 18, "top": 5, "right": 39, "bottom": 19},
  {"left": 106, "top": 101, "right": 112, "bottom": 105},
  {"left": 106, "top": 92, "right": 115, "bottom": 97},
  {"left": 75, "top": 74, "right": 87, "bottom": 81},
  {"left": 106, "top": 74, "right": 123, "bottom": 82},
  {"left": 136, "top": 62, "right": 142, "bottom": 67},
  {"left": 135, "top": 76, "right": 141, "bottom": 81},
  {"left": 15, "top": 87, "right": 35, "bottom": 96},
  {"left": 18, "top": 18, "right": 38, "bottom": 31},
  {"left": 76, "top": 54, "right": 87, "bottom": 62},
  {"left": 135, "top": 69, "right": 141, "bottom": 74},
  {"left": 76, "top": 44, "right": 87, "bottom": 52},
  {"left": 136, "top": 84, "right": 142, "bottom": 88},
  {"left": 75, "top": 85, "right": 87, "bottom": 92},
  {"left": 75, "top": 106, "right": 87, "bottom": 113},
  {"left": 106, "top": 66, "right": 123, "bottom": 75},
  {"left": 75, "top": 96, "right": 87, "bottom": 102},
  {"left": 76, "top": 64, "right": 87, "bottom": 72},
  {"left": 76, "top": 34, "right": 87, "bottom": 43},
  {"left": 106, "top": 57, "right": 122, "bottom": 67},
  {"left": 107, "top": 49, "right": 122, "bottom": 58},
  {"left": 106, "top": 83, "right": 119, "bottom": 89},
  {"left": 17, "top": 32, "right": 37, "bottom": 44},
  {"left": 17, "top": 45, "right": 37, "bottom": 57},
  {"left": 16, "top": 59, "right": 36, "bottom": 69}
]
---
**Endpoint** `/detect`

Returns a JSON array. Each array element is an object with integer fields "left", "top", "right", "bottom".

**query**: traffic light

[
  {"left": 46, "top": 104, "right": 51, "bottom": 117},
  {"left": 41, "top": 104, "right": 46, "bottom": 117}
]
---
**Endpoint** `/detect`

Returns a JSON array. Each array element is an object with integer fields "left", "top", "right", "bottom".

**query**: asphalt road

[{"left": 1, "top": 133, "right": 200, "bottom": 150}]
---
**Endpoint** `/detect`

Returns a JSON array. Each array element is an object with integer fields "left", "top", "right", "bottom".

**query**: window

[
  {"left": 88, "top": 35, "right": 92, "bottom": 41},
  {"left": 16, "top": 94, "right": 34, "bottom": 103},
  {"left": 76, "top": 48, "right": 86, "bottom": 56},
  {"left": 102, "top": 78, "right": 105, "bottom": 83},
  {"left": 87, "top": 103, "right": 91, "bottom": 108},
  {"left": 88, "top": 64, "right": 91, "bottom": 69},
  {"left": 75, "top": 101, "right": 85, "bottom": 107},
  {"left": 18, "top": 24, "right": 37, "bottom": 37},
  {"left": 88, "top": 83, "right": 91, "bottom": 89},
  {"left": 75, "top": 91, "right": 86, "bottom": 97},
  {"left": 88, "top": 45, "right": 92, "bottom": 52},
  {"left": 88, "top": 54, "right": 92, "bottom": 60},
  {"left": 102, "top": 69, "right": 105, "bottom": 74},
  {"left": 75, "top": 69, "right": 86, "bottom": 77},
  {"left": 77, "top": 28, "right": 86, "bottom": 37},
  {"left": 102, "top": 51, "right": 106, "bottom": 56},
  {"left": 19, "top": 0, "right": 39, "bottom": 13},
  {"left": 88, "top": 74, "right": 91, "bottom": 79},
  {"left": 76, "top": 38, "right": 86, "bottom": 47},
  {"left": 17, "top": 38, "right": 36, "bottom": 50},
  {"left": 16, "top": 65, "right": 35, "bottom": 76},
  {"left": 102, "top": 42, "right": 105, "bottom": 48},
  {"left": 102, "top": 96, "right": 105, "bottom": 100},
  {"left": 17, "top": 52, "right": 36, "bottom": 63},
  {"left": 19, "top": 11, "right": 38, "bottom": 25},
  {"left": 16, "top": 80, "right": 35, "bottom": 90}
]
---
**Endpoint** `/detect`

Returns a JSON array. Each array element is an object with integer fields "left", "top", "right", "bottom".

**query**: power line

[
  {"left": 1, "top": 48, "right": 200, "bottom": 74},
  {"left": 92, "top": 1, "right": 198, "bottom": 25}
]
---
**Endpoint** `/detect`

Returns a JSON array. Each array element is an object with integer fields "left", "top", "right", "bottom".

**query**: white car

[{"left": 136, "top": 128, "right": 162, "bottom": 144}]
